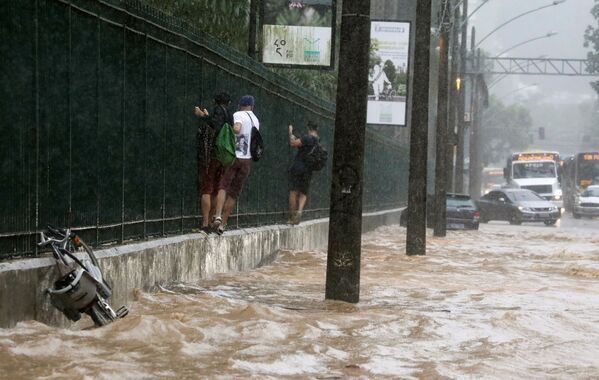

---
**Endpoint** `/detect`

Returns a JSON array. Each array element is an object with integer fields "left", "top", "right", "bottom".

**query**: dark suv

[{"left": 400, "top": 193, "right": 480, "bottom": 230}]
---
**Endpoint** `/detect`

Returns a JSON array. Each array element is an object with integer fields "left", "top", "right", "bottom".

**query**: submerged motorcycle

[{"left": 39, "top": 226, "right": 128, "bottom": 327}]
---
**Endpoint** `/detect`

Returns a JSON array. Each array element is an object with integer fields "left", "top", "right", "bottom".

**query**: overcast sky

[{"left": 469, "top": 0, "right": 596, "bottom": 105}]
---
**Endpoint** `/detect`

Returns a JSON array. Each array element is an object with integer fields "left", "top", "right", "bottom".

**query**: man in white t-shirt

[{"left": 212, "top": 95, "right": 260, "bottom": 235}]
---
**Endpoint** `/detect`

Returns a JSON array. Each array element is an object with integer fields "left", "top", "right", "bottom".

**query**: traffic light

[{"left": 538, "top": 127, "right": 545, "bottom": 140}]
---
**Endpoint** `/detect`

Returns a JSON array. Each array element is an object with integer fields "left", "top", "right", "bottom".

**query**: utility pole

[
  {"left": 248, "top": 0, "right": 259, "bottom": 59},
  {"left": 406, "top": 0, "right": 432, "bottom": 256},
  {"left": 469, "top": 48, "right": 482, "bottom": 200},
  {"left": 325, "top": 0, "right": 371, "bottom": 303},
  {"left": 433, "top": 0, "right": 450, "bottom": 237},
  {"left": 448, "top": 4, "right": 460, "bottom": 192},
  {"left": 455, "top": 0, "right": 468, "bottom": 193}
]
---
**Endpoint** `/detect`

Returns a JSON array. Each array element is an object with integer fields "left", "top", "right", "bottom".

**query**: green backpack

[{"left": 214, "top": 122, "right": 236, "bottom": 167}]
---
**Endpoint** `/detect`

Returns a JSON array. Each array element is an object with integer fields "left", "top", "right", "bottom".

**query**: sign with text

[
  {"left": 261, "top": 0, "right": 336, "bottom": 69},
  {"left": 367, "top": 21, "right": 411, "bottom": 126}
]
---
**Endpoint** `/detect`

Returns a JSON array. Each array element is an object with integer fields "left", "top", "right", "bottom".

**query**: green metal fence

[{"left": 0, "top": 0, "right": 408, "bottom": 259}]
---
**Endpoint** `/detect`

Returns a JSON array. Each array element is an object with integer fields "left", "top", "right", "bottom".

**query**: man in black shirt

[{"left": 287, "top": 121, "right": 319, "bottom": 225}]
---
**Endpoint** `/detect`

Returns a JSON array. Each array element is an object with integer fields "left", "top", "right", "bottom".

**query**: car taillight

[{"left": 474, "top": 211, "right": 480, "bottom": 219}]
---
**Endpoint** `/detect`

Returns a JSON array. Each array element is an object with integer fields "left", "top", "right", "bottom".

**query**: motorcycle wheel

[{"left": 88, "top": 299, "right": 117, "bottom": 327}]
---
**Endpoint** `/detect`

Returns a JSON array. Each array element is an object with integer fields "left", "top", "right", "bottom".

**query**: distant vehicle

[
  {"left": 482, "top": 167, "right": 505, "bottom": 195},
  {"left": 572, "top": 185, "right": 599, "bottom": 219},
  {"left": 477, "top": 188, "right": 561, "bottom": 226},
  {"left": 504, "top": 151, "right": 563, "bottom": 210},
  {"left": 562, "top": 152, "right": 599, "bottom": 212},
  {"left": 400, "top": 193, "right": 480, "bottom": 230}
]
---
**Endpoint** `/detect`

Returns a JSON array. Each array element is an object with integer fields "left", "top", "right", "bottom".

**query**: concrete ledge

[{"left": 0, "top": 208, "right": 401, "bottom": 328}]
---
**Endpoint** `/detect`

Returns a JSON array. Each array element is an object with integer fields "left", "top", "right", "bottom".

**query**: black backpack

[
  {"left": 305, "top": 142, "right": 328, "bottom": 171},
  {"left": 250, "top": 127, "right": 264, "bottom": 161},
  {"left": 246, "top": 112, "right": 264, "bottom": 162}
]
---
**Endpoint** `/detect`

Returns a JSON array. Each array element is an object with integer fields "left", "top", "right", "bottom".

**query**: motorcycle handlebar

[{"left": 38, "top": 229, "right": 71, "bottom": 247}]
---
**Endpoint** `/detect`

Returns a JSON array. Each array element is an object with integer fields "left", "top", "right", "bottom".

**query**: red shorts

[
  {"left": 199, "top": 159, "right": 225, "bottom": 196},
  {"left": 218, "top": 158, "right": 251, "bottom": 199}
]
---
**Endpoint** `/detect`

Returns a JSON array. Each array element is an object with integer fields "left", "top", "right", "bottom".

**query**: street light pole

[
  {"left": 459, "top": 0, "right": 490, "bottom": 28},
  {"left": 494, "top": 32, "right": 557, "bottom": 57},
  {"left": 447, "top": 4, "right": 461, "bottom": 192},
  {"left": 475, "top": 0, "right": 565, "bottom": 49},
  {"left": 469, "top": 48, "right": 483, "bottom": 200},
  {"left": 455, "top": 0, "right": 469, "bottom": 193}
]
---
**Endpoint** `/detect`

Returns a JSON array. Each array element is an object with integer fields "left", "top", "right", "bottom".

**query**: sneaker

[
  {"left": 199, "top": 226, "right": 212, "bottom": 235},
  {"left": 215, "top": 225, "right": 225, "bottom": 236},
  {"left": 211, "top": 216, "right": 222, "bottom": 229}
]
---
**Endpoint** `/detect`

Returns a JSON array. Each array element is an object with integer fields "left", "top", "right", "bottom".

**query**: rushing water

[{"left": 2, "top": 223, "right": 599, "bottom": 379}]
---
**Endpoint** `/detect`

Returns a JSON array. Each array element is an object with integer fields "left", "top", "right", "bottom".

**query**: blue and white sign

[{"left": 367, "top": 21, "right": 411, "bottom": 126}]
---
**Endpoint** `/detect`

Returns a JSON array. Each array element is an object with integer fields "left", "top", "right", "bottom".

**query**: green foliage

[
  {"left": 584, "top": 0, "right": 599, "bottom": 95},
  {"left": 383, "top": 60, "right": 407, "bottom": 96},
  {"left": 369, "top": 39, "right": 382, "bottom": 68},
  {"left": 140, "top": 0, "right": 337, "bottom": 101},
  {"left": 480, "top": 98, "right": 533, "bottom": 166},
  {"left": 140, "top": 0, "right": 251, "bottom": 52},
  {"left": 273, "top": 8, "right": 332, "bottom": 27}
]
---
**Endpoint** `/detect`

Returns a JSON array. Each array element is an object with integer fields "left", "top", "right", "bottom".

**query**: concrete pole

[
  {"left": 325, "top": 0, "right": 371, "bottom": 303},
  {"left": 469, "top": 49, "right": 482, "bottom": 200},
  {"left": 433, "top": 0, "right": 450, "bottom": 237},
  {"left": 448, "top": 4, "right": 460, "bottom": 192},
  {"left": 406, "top": 0, "right": 432, "bottom": 256},
  {"left": 455, "top": 0, "right": 468, "bottom": 193}
]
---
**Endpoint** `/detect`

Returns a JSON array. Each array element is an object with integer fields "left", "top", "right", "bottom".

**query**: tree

[
  {"left": 584, "top": 0, "right": 599, "bottom": 96},
  {"left": 480, "top": 98, "right": 533, "bottom": 167},
  {"left": 140, "top": 0, "right": 338, "bottom": 101},
  {"left": 142, "top": 0, "right": 251, "bottom": 52}
]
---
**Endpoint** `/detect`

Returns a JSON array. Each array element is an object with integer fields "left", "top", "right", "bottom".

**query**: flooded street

[{"left": 2, "top": 220, "right": 599, "bottom": 379}]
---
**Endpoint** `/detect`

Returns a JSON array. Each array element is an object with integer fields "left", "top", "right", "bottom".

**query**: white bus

[{"left": 504, "top": 151, "right": 563, "bottom": 209}]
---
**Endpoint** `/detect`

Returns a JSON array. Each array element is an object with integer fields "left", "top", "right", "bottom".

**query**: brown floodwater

[{"left": 2, "top": 223, "right": 599, "bottom": 379}]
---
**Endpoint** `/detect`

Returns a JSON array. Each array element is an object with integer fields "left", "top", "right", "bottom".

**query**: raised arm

[{"left": 288, "top": 124, "right": 302, "bottom": 147}]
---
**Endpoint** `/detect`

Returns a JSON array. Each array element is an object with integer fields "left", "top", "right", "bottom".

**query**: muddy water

[{"left": 2, "top": 223, "right": 599, "bottom": 379}]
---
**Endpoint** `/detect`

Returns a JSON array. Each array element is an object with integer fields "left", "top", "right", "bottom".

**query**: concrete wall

[{"left": 0, "top": 209, "right": 402, "bottom": 328}]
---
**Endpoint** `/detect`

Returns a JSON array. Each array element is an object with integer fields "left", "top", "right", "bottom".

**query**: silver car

[{"left": 573, "top": 185, "right": 599, "bottom": 219}]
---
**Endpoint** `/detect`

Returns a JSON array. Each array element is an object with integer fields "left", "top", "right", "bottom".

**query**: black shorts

[{"left": 288, "top": 167, "right": 313, "bottom": 195}]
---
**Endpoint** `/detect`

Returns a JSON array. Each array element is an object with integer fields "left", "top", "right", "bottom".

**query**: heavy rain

[{"left": 2, "top": 0, "right": 599, "bottom": 378}]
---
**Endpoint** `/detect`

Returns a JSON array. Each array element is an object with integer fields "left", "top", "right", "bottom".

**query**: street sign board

[
  {"left": 367, "top": 20, "right": 411, "bottom": 126},
  {"left": 261, "top": 0, "right": 336, "bottom": 69}
]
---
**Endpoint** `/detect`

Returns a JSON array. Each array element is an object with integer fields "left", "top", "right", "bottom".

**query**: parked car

[
  {"left": 573, "top": 185, "right": 599, "bottom": 219},
  {"left": 400, "top": 193, "right": 480, "bottom": 230},
  {"left": 477, "top": 188, "right": 561, "bottom": 226}
]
